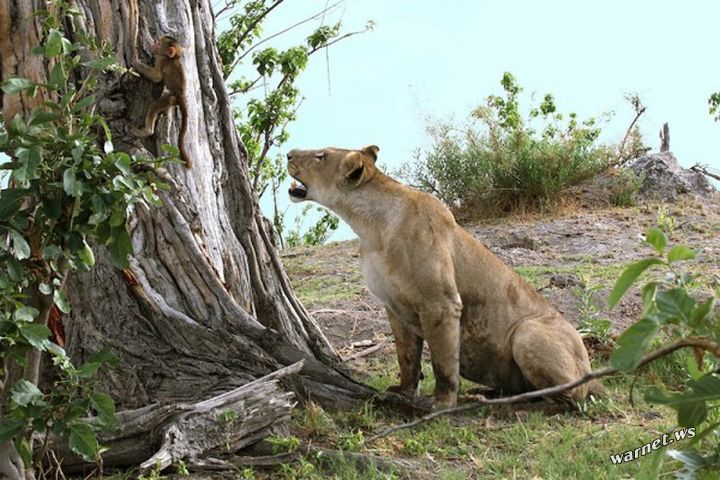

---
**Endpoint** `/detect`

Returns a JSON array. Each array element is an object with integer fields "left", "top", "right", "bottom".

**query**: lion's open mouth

[{"left": 289, "top": 180, "right": 308, "bottom": 199}]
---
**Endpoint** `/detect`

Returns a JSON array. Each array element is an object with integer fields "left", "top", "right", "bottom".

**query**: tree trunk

[
  {"left": 659, "top": 122, "right": 670, "bottom": 152},
  {"left": 0, "top": 0, "right": 381, "bottom": 473}
]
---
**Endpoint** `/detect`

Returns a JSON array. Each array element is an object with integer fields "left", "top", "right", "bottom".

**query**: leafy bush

[
  {"left": 401, "top": 73, "right": 618, "bottom": 215},
  {"left": 608, "top": 228, "right": 719, "bottom": 477},
  {"left": 0, "top": 2, "right": 165, "bottom": 467},
  {"left": 285, "top": 206, "right": 339, "bottom": 248}
]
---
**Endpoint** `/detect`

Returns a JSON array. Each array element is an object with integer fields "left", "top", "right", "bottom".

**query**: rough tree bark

[{"left": 0, "top": 0, "right": 382, "bottom": 474}]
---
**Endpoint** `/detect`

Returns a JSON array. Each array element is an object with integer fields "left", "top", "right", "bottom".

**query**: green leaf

[
  {"left": 87, "top": 346, "right": 119, "bottom": 366},
  {"left": 70, "top": 95, "right": 95, "bottom": 113},
  {"left": 610, "top": 317, "right": 659, "bottom": 370},
  {"left": 63, "top": 168, "right": 81, "bottom": 196},
  {"left": 14, "top": 146, "right": 41, "bottom": 181},
  {"left": 68, "top": 422, "right": 99, "bottom": 462},
  {"left": 114, "top": 155, "right": 132, "bottom": 176},
  {"left": 44, "top": 29, "right": 71, "bottom": 57},
  {"left": 690, "top": 297, "right": 715, "bottom": 328},
  {"left": 7, "top": 257, "right": 23, "bottom": 281},
  {"left": 11, "top": 380, "right": 44, "bottom": 407},
  {"left": 54, "top": 289, "right": 71, "bottom": 314},
  {"left": 677, "top": 401, "right": 707, "bottom": 427},
  {"left": 608, "top": 258, "right": 664, "bottom": 309},
  {"left": 645, "top": 228, "right": 667, "bottom": 254},
  {"left": 78, "top": 242, "right": 95, "bottom": 267},
  {"left": 41, "top": 244, "right": 63, "bottom": 260},
  {"left": 84, "top": 56, "right": 116, "bottom": 70},
  {"left": 14, "top": 306, "right": 39, "bottom": 322},
  {"left": 667, "top": 245, "right": 696, "bottom": 263},
  {"left": 77, "top": 361, "right": 102, "bottom": 378},
  {"left": 107, "top": 227, "right": 132, "bottom": 268},
  {"left": 42, "top": 195, "right": 62, "bottom": 220},
  {"left": 90, "top": 392, "right": 117, "bottom": 427},
  {"left": 15, "top": 437, "right": 32, "bottom": 467},
  {"left": 65, "top": 231, "right": 84, "bottom": 252},
  {"left": 666, "top": 450, "right": 707, "bottom": 472},
  {"left": 109, "top": 208, "right": 125, "bottom": 228},
  {"left": 655, "top": 288, "right": 695, "bottom": 325},
  {"left": 0, "top": 188, "right": 28, "bottom": 221},
  {"left": 2, "top": 77, "right": 35, "bottom": 94},
  {"left": 48, "top": 62, "right": 67, "bottom": 88},
  {"left": 19, "top": 323, "right": 51, "bottom": 350},
  {"left": 28, "top": 109, "right": 59, "bottom": 126},
  {"left": 9, "top": 230, "right": 31, "bottom": 260},
  {"left": 0, "top": 418, "right": 26, "bottom": 443}
]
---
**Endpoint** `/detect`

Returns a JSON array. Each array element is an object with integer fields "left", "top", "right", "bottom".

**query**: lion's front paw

[
  {"left": 386, "top": 384, "right": 416, "bottom": 398},
  {"left": 432, "top": 392, "right": 458, "bottom": 410}
]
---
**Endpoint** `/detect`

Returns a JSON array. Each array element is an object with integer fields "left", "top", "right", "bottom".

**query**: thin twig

[
  {"left": 691, "top": 164, "right": 720, "bottom": 182},
  {"left": 342, "top": 342, "right": 386, "bottom": 361},
  {"left": 366, "top": 336, "right": 720, "bottom": 444},
  {"left": 223, "top": 0, "right": 287, "bottom": 80},
  {"left": 616, "top": 96, "right": 647, "bottom": 167},
  {"left": 237, "top": 0, "right": 346, "bottom": 63}
]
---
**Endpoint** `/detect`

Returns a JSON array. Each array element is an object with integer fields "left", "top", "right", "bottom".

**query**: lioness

[{"left": 287, "top": 145, "right": 599, "bottom": 408}]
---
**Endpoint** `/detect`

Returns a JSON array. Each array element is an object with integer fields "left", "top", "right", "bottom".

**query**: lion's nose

[{"left": 287, "top": 150, "right": 297, "bottom": 161}]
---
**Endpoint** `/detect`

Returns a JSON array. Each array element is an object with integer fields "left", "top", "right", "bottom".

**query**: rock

[
  {"left": 628, "top": 152, "right": 716, "bottom": 202},
  {"left": 498, "top": 231, "right": 538, "bottom": 250},
  {"left": 547, "top": 273, "right": 585, "bottom": 289}
]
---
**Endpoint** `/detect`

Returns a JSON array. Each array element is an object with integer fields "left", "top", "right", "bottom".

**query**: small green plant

[
  {"left": 267, "top": 434, "right": 301, "bottom": 454},
  {"left": 234, "top": 467, "right": 257, "bottom": 480},
  {"left": 656, "top": 205, "right": 676, "bottom": 233},
  {"left": 402, "top": 437, "right": 427, "bottom": 456},
  {"left": 609, "top": 169, "right": 645, "bottom": 207},
  {"left": 575, "top": 284, "right": 613, "bottom": 342},
  {"left": 285, "top": 205, "right": 339, "bottom": 248},
  {"left": 176, "top": 459, "right": 189, "bottom": 476},
  {"left": 217, "top": 409, "right": 239, "bottom": 424},
  {"left": 608, "top": 228, "right": 719, "bottom": 477},
  {"left": 339, "top": 430, "right": 365, "bottom": 451}
]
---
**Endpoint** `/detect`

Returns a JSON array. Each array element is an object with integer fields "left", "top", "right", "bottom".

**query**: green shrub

[
  {"left": 401, "top": 72, "right": 616, "bottom": 215},
  {"left": 608, "top": 228, "right": 719, "bottom": 477},
  {"left": 609, "top": 168, "right": 645, "bottom": 207}
]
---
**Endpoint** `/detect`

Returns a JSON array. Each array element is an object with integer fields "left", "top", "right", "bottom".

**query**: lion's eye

[{"left": 313, "top": 153, "right": 325, "bottom": 161}]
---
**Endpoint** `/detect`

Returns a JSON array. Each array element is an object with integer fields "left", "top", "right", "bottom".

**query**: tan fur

[{"left": 287, "top": 146, "right": 600, "bottom": 408}]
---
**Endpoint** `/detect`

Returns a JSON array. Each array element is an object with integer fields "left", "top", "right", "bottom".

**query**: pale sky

[
  {"left": 3, "top": 2, "right": 718, "bottom": 242},
  {"left": 247, "top": 0, "right": 720, "bottom": 242}
]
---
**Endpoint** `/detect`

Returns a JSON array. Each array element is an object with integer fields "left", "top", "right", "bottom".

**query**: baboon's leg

[
  {"left": 419, "top": 297, "right": 462, "bottom": 408},
  {"left": 385, "top": 307, "right": 423, "bottom": 398},
  {"left": 133, "top": 92, "right": 177, "bottom": 137}
]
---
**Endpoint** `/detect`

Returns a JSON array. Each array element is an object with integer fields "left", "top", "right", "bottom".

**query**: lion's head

[{"left": 286, "top": 145, "right": 380, "bottom": 207}]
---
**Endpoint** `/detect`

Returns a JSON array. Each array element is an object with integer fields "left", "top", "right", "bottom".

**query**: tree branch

[
  {"left": 237, "top": 0, "right": 346, "bottom": 63},
  {"left": 690, "top": 164, "right": 720, "bottom": 182},
  {"left": 366, "top": 336, "right": 720, "bottom": 444},
  {"left": 616, "top": 95, "right": 647, "bottom": 166},
  {"left": 223, "top": 0, "right": 287, "bottom": 80}
]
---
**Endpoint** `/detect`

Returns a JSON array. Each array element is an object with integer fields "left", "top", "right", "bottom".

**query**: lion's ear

[
  {"left": 340, "top": 152, "right": 365, "bottom": 187},
  {"left": 361, "top": 145, "right": 379, "bottom": 163}
]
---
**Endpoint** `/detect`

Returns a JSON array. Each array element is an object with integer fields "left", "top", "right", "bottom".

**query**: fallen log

[{"left": 51, "top": 361, "right": 304, "bottom": 474}]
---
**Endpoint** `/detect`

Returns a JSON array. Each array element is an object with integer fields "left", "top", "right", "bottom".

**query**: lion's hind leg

[{"left": 511, "top": 317, "right": 591, "bottom": 407}]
